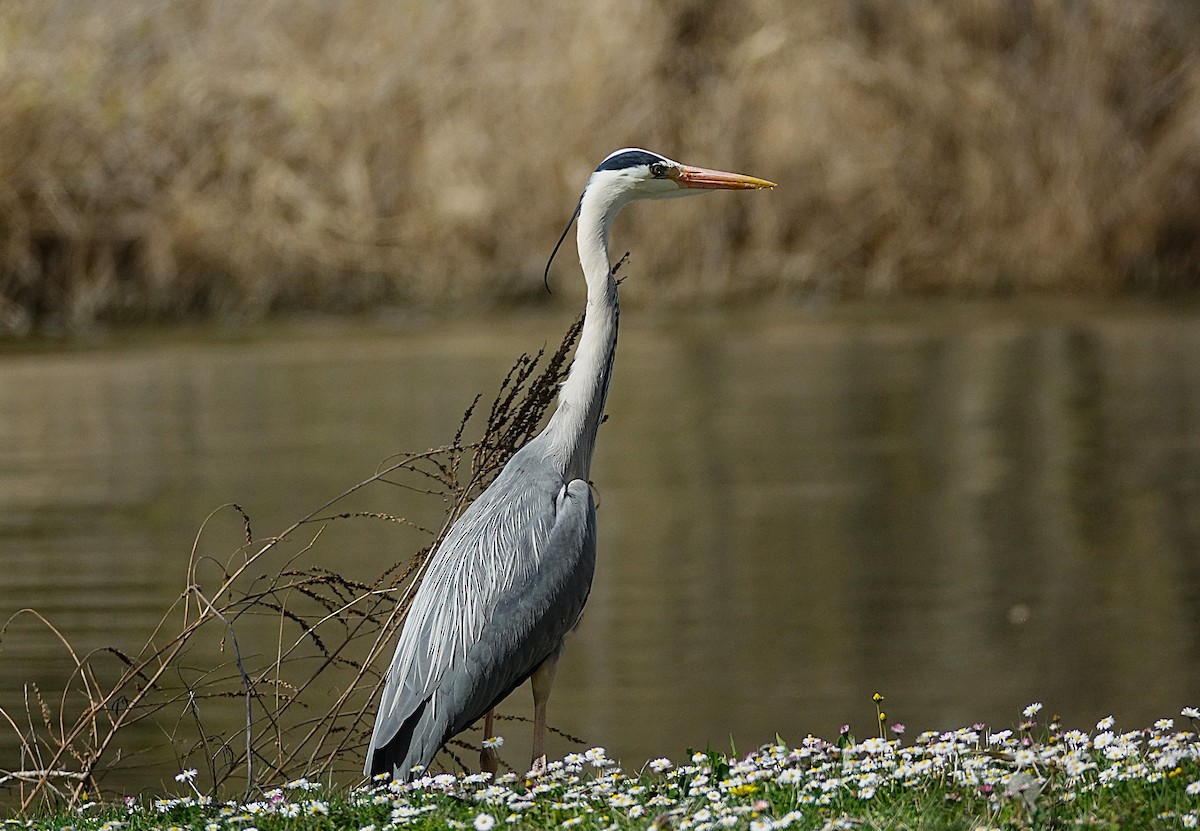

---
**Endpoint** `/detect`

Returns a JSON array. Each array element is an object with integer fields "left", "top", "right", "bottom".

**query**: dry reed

[
  {"left": 0, "top": 0, "right": 1198, "bottom": 331},
  {"left": 0, "top": 315, "right": 582, "bottom": 810}
]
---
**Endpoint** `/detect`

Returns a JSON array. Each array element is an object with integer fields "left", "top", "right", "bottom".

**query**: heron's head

[
  {"left": 543, "top": 148, "right": 774, "bottom": 290},
  {"left": 589, "top": 148, "right": 776, "bottom": 204}
]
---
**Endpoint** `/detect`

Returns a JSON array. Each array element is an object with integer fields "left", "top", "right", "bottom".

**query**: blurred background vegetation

[{"left": 1, "top": 0, "right": 1198, "bottom": 333}]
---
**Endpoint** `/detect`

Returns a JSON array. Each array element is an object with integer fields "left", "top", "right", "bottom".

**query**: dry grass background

[{"left": 0, "top": 0, "right": 1198, "bottom": 332}]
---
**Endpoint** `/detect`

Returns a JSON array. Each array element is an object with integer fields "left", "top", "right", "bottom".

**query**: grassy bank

[
  {"left": 1, "top": 0, "right": 1198, "bottom": 332},
  {"left": 9, "top": 708, "right": 1200, "bottom": 829}
]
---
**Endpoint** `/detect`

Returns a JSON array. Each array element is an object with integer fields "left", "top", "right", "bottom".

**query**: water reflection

[{"left": 1, "top": 305, "right": 1198, "bottom": 791}]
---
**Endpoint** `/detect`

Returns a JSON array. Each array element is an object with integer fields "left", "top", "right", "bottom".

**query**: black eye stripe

[{"left": 595, "top": 150, "right": 669, "bottom": 172}]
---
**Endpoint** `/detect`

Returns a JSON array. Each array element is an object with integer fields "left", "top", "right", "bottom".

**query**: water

[{"left": 2, "top": 303, "right": 1198, "bottom": 794}]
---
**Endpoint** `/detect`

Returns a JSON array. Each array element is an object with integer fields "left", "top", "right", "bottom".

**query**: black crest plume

[{"left": 543, "top": 194, "right": 584, "bottom": 295}]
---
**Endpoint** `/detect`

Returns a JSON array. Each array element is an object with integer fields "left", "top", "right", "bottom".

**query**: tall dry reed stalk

[
  {"left": 0, "top": 0, "right": 1197, "bottom": 332},
  {"left": 0, "top": 316, "right": 583, "bottom": 810}
]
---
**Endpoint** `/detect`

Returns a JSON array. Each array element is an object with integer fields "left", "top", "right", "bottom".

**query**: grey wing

[
  {"left": 364, "top": 477, "right": 540, "bottom": 775},
  {"left": 440, "top": 478, "right": 597, "bottom": 739},
  {"left": 365, "top": 469, "right": 594, "bottom": 776}
]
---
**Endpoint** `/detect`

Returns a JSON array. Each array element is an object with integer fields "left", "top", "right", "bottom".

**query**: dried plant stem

[{"left": 1, "top": 316, "right": 583, "bottom": 810}]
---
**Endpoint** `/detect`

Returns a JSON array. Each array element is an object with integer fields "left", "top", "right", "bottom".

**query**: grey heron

[{"left": 364, "top": 148, "right": 774, "bottom": 780}]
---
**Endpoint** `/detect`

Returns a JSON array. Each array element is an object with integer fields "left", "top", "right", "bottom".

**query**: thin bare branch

[{"left": 0, "top": 318, "right": 583, "bottom": 809}]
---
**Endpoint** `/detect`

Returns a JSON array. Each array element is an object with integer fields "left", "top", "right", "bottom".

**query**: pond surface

[{"left": 1, "top": 302, "right": 1199, "bottom": 793}]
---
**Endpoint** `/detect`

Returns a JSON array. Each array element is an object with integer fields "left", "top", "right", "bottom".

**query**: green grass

[{"left": 9, "top": 706, "right": 1200, "bottom": 830}]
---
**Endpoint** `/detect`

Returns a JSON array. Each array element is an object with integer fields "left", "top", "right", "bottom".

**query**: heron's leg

[
  {"left": 529, "top": 650, "right": 560, "bottom": 776},
  {"left": 480, "top": 709, "right": 498, "bottom": 776}
]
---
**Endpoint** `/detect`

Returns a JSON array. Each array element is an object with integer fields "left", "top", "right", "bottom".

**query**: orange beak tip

[{"left": 675, "top": 165, "right": 777, "bottom": 191}]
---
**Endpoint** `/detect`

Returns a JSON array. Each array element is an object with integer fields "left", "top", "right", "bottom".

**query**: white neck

[{"left": 541, "top": 178, "right": 632, "bottom": 481}]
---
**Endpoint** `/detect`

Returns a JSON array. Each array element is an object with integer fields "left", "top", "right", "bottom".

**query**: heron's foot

[
  {"left": 529, "top": 754, "right": 548, "bottom": 777},
  {"left": 480, "top": 746, "right": 499, "bottom": 776}
]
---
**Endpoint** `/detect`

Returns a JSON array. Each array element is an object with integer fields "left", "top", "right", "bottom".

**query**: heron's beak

[{"left": 671, "top": 165, "right": 776, "bottom": 190}]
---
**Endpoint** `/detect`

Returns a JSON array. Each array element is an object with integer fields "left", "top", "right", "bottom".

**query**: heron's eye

[{"left": 649, "top": 163, "right": 668, "bottom": 178}]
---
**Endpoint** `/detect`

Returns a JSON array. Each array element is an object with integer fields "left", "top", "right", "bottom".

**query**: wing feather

[
  {"left": 440, "top": 478, "right": 596, "bottom": 739},
  {"left": 366, "top": 445, "right": 594, "bottom": 775}
]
